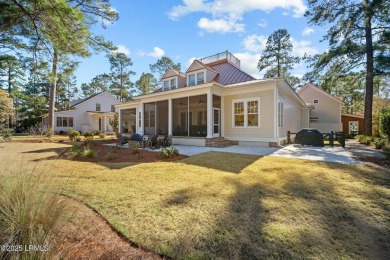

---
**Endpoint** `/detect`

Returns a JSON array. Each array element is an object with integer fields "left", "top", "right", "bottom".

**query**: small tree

[
  {"left": 110, "top": 112, "right": 119, "bottom": 134},
  {"left": 380, "top": 107, "right": 390, "bottom": 140}
]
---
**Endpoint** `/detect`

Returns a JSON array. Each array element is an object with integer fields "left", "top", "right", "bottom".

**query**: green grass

[{"left": 1, "top": 142, "right": 389, "bottom": 259}]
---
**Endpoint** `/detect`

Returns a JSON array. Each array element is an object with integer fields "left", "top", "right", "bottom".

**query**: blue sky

[{"left": 75, "top": 0, "right": 329, "bottom": 89}]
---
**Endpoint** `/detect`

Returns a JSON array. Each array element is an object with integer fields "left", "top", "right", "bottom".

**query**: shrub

[
  {"left": 0, "top": 168, "right": 66, "bottom": 259},
  {"left": 106, "top": 150, "right": 117, "bottom": 161},
  {"left": 355, "top": 134, "right": 365, "bottom": 143},
  {"left": 98, "top": 132, "right": 106, "bottom": 139},
  {"left": 380, "top": 107, "right": 390, "bottom": 140},
  {"left": 128, "top": 141, "right": 141, "bottom": 154},
  {"left": 83, "top": 139, "right": 96, "bottom": 149},
  {"left": 67, "top": 129, "right": 80, "bottom": 141},
  {"left": 83, "top": 149, "right": 95, "bottom": 158},
  {"left": 160, "top": 147, "right": 179, "bottom": 158},
  {"left": 75, "top": 136, "right": 81, "bottom": 142},
  {"left": 382, "top": 146, "right": 390, "bottom": 160},
  {"left": 0, "top": 128, "right": 13, "bottom": 142},
  {"left": 83, "top": 131, "right": 94, "bottom": 140},
  {"left": 373, "top": 138, "right": 388, "bottom": 149},
  {"left": 69, "top": 145, "right": 83, "bottom": 157}
]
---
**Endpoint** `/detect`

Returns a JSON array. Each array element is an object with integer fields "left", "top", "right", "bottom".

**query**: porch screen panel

[
  {"left": 189, "top": 95, "right": 207, "bottom": 137},
  {"left": 156, "top": 100, "right": 168, "bottom": 135},
  {"left": 144, "top": 103, "right": 156, "bottom": 136},
  {"left": 213, "top": 95, "right": 221, "bottom": 109},
  {"left": 172, "top": 98, "right": 188, "bottom": 136}
]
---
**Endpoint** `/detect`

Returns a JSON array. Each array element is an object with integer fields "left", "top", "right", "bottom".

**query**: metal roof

[{"left": 210, "top": 62, "right": 256, "bottom": 85}]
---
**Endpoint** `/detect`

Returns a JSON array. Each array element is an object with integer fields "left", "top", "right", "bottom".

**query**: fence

[{"left": 287, "top": 131, "right": 345, "bottom": 147}]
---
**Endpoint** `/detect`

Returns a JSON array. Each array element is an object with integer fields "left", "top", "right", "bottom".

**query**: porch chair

[
  {"left": 148, "top": 135, "right": 160, "bottom": 149},
  {"left": 130, "top": 133, "right": 145, "bottom": 148},
  {"left": 161, "top": 134, "right": 172, "bottom": 147}
]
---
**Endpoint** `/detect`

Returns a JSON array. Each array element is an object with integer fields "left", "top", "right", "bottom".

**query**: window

[
  {"left": 247, "top": 101, "right": 259, "bottom": 127},
  {"left": 96, "top": 103, "right": 101, "bottom": 111},
  {"left": 233, "top": 99, "right": 260, "bottom": 127},
  {"left": 163, "top": 80, "right": 169, "bottom": 91},
  {"left": 313, "top": 99, "right": 319, "bottom": 104},
  {"left": 278, "top": 102, "right": 284, "bottom": 127},
  {"left": 188, "top": 74, "right": 195, "bottom": 86},
  {"left": 234, "top": 102, "right": 245, "bottom": 127},
  {"left": 197, "top": 72, "right": 204, "bottom": 85},
  {"left": 170, "top": 78, "right": 177, "bottom": 89},
  {"left": 56, "top": 117, "right": 73, "bottom": 127},
  {"left": 111, "top": 105, "right": 115, "bottom": 112}
]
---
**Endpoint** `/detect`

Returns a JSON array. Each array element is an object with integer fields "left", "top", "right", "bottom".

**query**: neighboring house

[
  {"left": 50, "top": 91, "right": 121, "bottom": 133},
  {"left": 115, "top": 51, "right": 311, "bottom": 147},
  {"left": 297, "top": 83, "right": 343, "bottom": 133},
  {"left": 341, "top": 113, "right": 365, "bottom": 134}
]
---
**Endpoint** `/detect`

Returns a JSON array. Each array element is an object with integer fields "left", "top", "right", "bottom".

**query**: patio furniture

[
  {"left": 117, "top": 133, "right": 128, "bottom": 146},
  {"left": 149, "top": 135, "right": 160, "bottom": 149},
  {"left": 130, "top": 133, "right": 146, "bottom": 148},
  {"left": 161, "top": 134, "right": 172, "bottom": 147}
]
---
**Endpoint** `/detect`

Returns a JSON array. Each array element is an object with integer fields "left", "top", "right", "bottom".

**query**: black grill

[{"left": 295, "top": 129, "right": 324, "bottom": 147}]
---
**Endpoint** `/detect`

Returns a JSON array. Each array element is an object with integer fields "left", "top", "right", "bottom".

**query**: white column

[
  {"left": 221, "top": 96, "right": 224, "bottom": 137},
  {"left": 168, "top": 98, "right": 172, "bottom": 135},
  {"left": 206, "top": 91, "right": 213, "bottom": 138},
  {"left": 140, "top": 103, "right": 144, "bottom": 135}
]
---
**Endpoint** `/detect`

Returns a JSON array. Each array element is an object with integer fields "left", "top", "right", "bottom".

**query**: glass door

[{"left": 213, "top": 108, "right": 220, "bottom": 137}]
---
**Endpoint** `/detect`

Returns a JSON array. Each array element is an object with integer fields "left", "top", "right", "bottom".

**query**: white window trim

[
  {"left": 56, "top": 116, "right": 74, "bottom": 127},
  {"left": 278, "top": 101, "right": 284, "bottom": 128},
  {"left": 232, "top": 98, "right": 261, "bottom": 128},
  {"left": 187, "top": 69, "right": 206, "bottom": 86},
  {"left": 163, "top": 80, "right": 170, "bottom": 91},
  {"left": 170, "top": 78, "right": 177, "bottom": 89}
]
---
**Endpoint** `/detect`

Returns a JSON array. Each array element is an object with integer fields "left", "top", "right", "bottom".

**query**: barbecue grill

[{"left": 295, "top": 129, "right": 324, "bottom": 147}]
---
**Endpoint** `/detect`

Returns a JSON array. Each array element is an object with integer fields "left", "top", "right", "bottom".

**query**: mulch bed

[
  {"left": 357, "top": 156, "right": 390, "bottom": 169},
  {"left": 64, "top": 142, "right": 188, "bottom": 163}
]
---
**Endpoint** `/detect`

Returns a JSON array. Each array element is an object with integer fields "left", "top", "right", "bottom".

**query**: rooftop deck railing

[{"left": 199, "top": 50, "right": 240, "bottom": 68}]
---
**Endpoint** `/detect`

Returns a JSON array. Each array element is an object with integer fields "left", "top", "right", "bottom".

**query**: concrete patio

[{"left": 106, "top": 143, "right": 359, "bottom": 164}]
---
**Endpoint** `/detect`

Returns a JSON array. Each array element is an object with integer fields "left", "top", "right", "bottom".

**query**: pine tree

[
  {"left": 149, "top": 56, "right": 181, "bottom": 82},
  {"left": 108, "top": 52, "right": 136, "bottom": 101},
  {"left": 135, "top": 73, "right": 158, "bottom": 94}
]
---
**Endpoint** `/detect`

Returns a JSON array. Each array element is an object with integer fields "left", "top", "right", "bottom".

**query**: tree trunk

[
  {"left": 48, "top": 49, "right": 58, "bottom": 130},
  {"left": 364, "top": 11, "right": 374, "bottom": 136},
  {"left": 8, "top": 66, "right": 12, "bottom": 128}
]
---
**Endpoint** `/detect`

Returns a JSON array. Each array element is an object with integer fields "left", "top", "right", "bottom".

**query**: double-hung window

[
  {"left": 233, "top": 99, "right": 260, "bottom": 127},
  {"left": 197, "top": 72, "right": 204, "bottom": 85},
  {"left": 188, "top": 74, "right": 195, "bottom": 86},
  {"left": 96, "top": 103, "right": 101, "bottom": 111},
  {"left": 56, "top": 117, "right": 74, "bottom": 127},
  {"left": 163, "top": 80, "right": 169, "bottom": 91},
  {"left": 170, "top": 78, "right": 177, "bottom": 89},
  {"left": 278, "top": 102, "right": 284, "bottom": 127}
]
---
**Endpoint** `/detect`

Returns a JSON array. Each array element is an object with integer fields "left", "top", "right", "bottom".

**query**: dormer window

[
  {"left": 96, "top": 103, "right": 101, "bottom": 111},
  {"left": 163, "top": 80, "right": 169, "bottom": 91},
  {"left": 188, "top": 74, "right": 195, "bottom": 86},
  {"left": 197, "top": 72, "right": 204, "bottom": 85},
  {"left": 170, "top": 78, "right": 177, "bottom": 89}
]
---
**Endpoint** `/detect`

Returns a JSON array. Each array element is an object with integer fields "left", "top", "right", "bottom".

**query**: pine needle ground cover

[{"left": 1, "top": 142, "right": 389, "bottom": 259}]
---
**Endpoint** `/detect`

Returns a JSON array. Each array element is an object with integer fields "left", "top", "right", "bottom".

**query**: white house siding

[
  {"left": 223, "top": 89, "right": 275, "bottom": 141},
  {"left": 277, "top": 91, "right": 302, "bottom": 138},
  {"left": 298, "top": 85, "right": 342, "bottom": 133},
  {"left": 54, "top": 110, "right": 75, "bottom": 133}
]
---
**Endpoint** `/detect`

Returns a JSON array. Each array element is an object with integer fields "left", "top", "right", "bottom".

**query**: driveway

[{"left": 172, "top": 144, "right": 359, "bottom": 164}]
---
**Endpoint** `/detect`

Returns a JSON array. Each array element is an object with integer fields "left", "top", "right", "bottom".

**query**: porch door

[
  {"left": 349, "top": 121, "right": 358, "bottom": 134},
  {"left": 213, "top": 108, "right": 220, "bottom": 137},
  {"left": 98, "top": 118, "right": 102, "bottom": 131}
]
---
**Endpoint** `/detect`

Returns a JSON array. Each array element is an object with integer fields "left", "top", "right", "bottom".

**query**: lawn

[{"left": 1, "top": 142, "right": 389, "bottom": 259}]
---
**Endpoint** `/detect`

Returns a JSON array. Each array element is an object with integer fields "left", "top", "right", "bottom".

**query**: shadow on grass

[
  {"left": 166, "top": 164, "right": 390, "bottom": 259},
  {"left": 179, "top": 151, "right": 263, "bottom": 174}
]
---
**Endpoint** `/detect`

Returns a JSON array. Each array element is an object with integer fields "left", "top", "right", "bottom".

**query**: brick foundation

[{"left": 205, "top": 137, "right": 238, "bottom": 147}]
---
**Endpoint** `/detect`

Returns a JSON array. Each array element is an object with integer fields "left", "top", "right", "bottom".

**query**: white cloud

[
  {"left": 257, "top": 19, "right": 267, "bottom": 28},
  {"left": 187, "top": 57, "right": 197, "bottom": 67},
  {"left": 302, "top": 27, "right": 315, "bottom": 36},
  {"left": 291, "top": 39, "right": 318, "bottom": 56},
  {"left": 113, "top": 45, "right": 130, "bottom": 55},
  {"left": 233, "top": 52, "right": 263, "bottom": 79},
  {"left": 139, "top": 47, "right": 165, "bottom": 58},
  {"left": 169, "top": 0, "right": 307, "bottom": 22},
  {"left": 242, "top": 34, "right": 268, "bottom": 52},
  {"left": 197, "top": 17, "right": 245, "bottom": 33}
]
